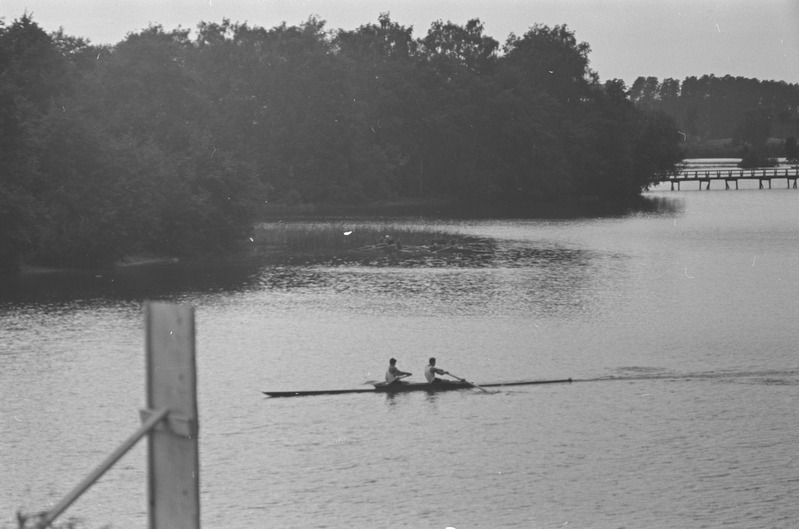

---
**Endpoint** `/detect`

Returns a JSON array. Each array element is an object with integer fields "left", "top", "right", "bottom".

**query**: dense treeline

[
  {"left": 0, "top": 14, "right": 682, "bottom": 271},
  {"left": 630, "top": 75, "right": 799, "bottom": 161}
]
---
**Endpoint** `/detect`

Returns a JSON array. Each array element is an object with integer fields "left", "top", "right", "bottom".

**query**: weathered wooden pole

[
  {"left": 145, "top": 302, "right": 200, "bottom": 529},
  {"left": 32, "top": 303, "right": 199, "bottom": 529}
]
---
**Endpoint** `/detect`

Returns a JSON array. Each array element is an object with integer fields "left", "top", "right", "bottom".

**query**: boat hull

[
  {"left": 262, "top": 378, "right": 572, "bottom": 398},
  {"left": 374, "top": 380, "right": 473, "bottom": 393}
]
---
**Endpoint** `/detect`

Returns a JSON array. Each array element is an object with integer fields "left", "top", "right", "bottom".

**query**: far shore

[
  {"left": 7, "top": 190, "right": 688, "bottom": 277},
  {"left": 682, "top": 137, "right": 790, "bottom": 158}
]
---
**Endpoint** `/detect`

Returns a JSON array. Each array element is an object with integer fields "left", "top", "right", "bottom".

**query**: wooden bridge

[{"left": 660, "top": 166, "right": 799, "bottom": 190}]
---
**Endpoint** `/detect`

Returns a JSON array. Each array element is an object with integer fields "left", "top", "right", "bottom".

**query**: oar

[
  {"left": 445, "top": 372, "right": 492, "bottom": 393},
  {"left": 369, "top": 373, "right": 411, "bottom": 386}
]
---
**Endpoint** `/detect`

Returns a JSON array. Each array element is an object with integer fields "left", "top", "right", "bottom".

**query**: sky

[{"left": 3, "top": 0, "right": 798, "bottom": 86}]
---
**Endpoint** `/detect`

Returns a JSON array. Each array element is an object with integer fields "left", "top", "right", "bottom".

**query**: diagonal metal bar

[{"left": 36, "top": 408, "right": 170, "bottom": 529}]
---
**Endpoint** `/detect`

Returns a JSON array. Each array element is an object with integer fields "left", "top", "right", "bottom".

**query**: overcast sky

[{"left": 3, "top": 0, "right": 798, "bottom": 85}]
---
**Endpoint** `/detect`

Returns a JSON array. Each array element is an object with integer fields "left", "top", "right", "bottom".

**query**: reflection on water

[
  {"left": 0, "top": 196, "right": 682, "bottom": 305},
  {"left": 599, "top": 366, "right": 799, "bottom": 386},
  {"left": 0, "top": 260, "right": 263, "bottom": 305},
  {"left": 1, "top": 233, "right": 609, "bottom": 324}
]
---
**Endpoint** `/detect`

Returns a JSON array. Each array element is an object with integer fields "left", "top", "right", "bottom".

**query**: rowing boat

[{"left": 262, "top": 378, "right": 572, "bottom": 398}]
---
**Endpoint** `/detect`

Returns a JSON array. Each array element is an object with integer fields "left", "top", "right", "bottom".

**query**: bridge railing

[{"left": 672, "top": 167, "right": 799, "bottom": 180}]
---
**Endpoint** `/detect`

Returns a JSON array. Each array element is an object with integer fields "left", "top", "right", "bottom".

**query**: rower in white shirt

[
  {"left": 424, "top": 357, "right": 449, "bottom": 383},
  {"left": 386, "top": 358, "right": 412, "bottom": 384}
]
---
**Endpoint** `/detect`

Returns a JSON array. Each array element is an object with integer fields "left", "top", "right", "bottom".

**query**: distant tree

[
  {"left": 785, "top": 136, "right": 798, "bottom": 163},
  {"left": 419, "top": 18, "right": 499, "bottom": 75},
  {"left": 734, "top": 106, "right": 776, "bottom": 167},
  {"left": 335, "top": 14, "right": 428, "bottom": 197},
  {"left": 630, "top": 74, "right": 799, "bottom": 150},
  {"left": 580, "top": 80, "right": 682, "bottom": 197},
  {"left": 629, "top": 109, "right": 684, "bottom": 189},
  {"left": 603, "top": 78, "right": 629, "bottom": 103},
  {"left": 658, "top": 77, "right": 681, "bottom": 116},
  {"left": 734, "top": 107, "right": 772, "bottom": 149},
  {"left": 629, "top": 76, "right": 660, "bottom": 110}
]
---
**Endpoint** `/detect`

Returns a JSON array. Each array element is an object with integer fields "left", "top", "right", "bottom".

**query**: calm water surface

[{"left": 2, "top": 188, "right": 799, "bottom": 528}]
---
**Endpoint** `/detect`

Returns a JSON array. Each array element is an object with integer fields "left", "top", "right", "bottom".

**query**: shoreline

[{"left": 6, "top": 194, "right": 678, "bottom": 277}]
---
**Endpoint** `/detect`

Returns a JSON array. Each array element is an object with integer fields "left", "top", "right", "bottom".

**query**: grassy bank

[
  {"left": 249, "top": 221, "right": 478, "bottom": 257},
  {"left": 257, "top": 198, "right": 456, "bottom": 219},
  {"left": 6, "top": 222, "right": 482, "bottom": 275}
]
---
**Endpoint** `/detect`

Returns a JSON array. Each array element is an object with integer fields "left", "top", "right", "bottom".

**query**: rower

[
  {"left": 386, "top": 358, "right": 411, "bottom": 384},
  {"left": 424, "top": 357, "right": 449, "bottom": 383}
]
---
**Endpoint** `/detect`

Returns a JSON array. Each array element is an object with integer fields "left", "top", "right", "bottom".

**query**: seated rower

[
  {"left": 425, "top": 357, "right": 449, "bottom": 383},
  {"left": 386, "top": 358, "right": 411, "bottom": 384}
]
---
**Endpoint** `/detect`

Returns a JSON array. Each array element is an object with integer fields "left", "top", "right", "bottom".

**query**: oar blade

[{"left": 446, "top": 372, "right": 493, "bottom": 393}]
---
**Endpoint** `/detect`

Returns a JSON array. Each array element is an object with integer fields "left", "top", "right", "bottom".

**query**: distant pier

[{"left": 660, "top": 166, "right": 799, "bottom": 190}]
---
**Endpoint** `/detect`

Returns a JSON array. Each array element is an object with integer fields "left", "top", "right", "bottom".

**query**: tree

[
  {"left": 491, "top": 24, "right": 598, "bottom": 202},
  {"left": 413, "top": 19, "right": 505, "bottom": 200},
  {"left": 0, "top": 14, "right": 71, "bottom": 270},
  {"left": 502, "top": 24, "right": 594, "bottom": 103},
  {"left": 630, "top": 76, "right": 661, "bottom": 110},
  {"left": 334, "top": 14, "right": 425, "bottom": 198},
  {"left": 734, "top": 106, "right": 776, "bottom": 167},
  {"left": 1, "top": 13, "right": 687, "bottom": 269},
  {"left": 629, "top": 74, "right": 799, "bottom": 150},
  {"left": 784, "top": 136, "right": 798, "bottom": 163},
  {"left": 735, "top": 107, "right": 772, "bottom": 148},
  {"left": 419, "top": 18, "right": 498, "bottom": 75}
]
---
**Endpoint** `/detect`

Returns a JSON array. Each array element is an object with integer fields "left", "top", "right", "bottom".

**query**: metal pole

[{"left": 36, "top": 408, "right": 170, "bottom": 529}]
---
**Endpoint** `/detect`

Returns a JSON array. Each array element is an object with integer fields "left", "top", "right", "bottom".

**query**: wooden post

[{"left": 145, "top": 303, "right": 200, "bottom": 529}]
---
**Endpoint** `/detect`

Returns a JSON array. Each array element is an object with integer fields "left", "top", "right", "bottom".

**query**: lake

[{"left": 2, "top": 184, "right": 798, "bottom": 528}]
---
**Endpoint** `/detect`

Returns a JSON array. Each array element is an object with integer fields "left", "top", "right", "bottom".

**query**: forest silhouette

[{"left": 2, "top": 13, "right": 795, "bottom": 270}]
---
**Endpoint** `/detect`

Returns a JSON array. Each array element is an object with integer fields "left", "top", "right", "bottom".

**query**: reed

[{"left": 249, "top": 221, "right": 472, "bottom": 256}]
